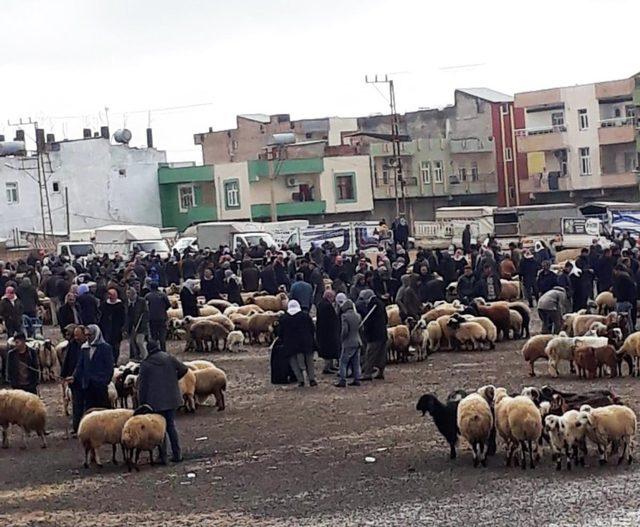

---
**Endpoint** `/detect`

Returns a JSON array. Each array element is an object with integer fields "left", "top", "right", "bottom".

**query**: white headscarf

[{"left": 287, "top": 299, "right": 301, "bottom": 315}]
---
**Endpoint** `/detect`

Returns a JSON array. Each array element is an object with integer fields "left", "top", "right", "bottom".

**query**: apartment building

[
  {"left": 515, "top": 75, "right": 640, "bottom": 204},
  {"left": 348, "top": 88, "right": 525, "bottom": 221}
]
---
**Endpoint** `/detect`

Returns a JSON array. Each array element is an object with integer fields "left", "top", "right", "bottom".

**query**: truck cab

[{"left": 57, "top": 241, "right": 95, "bottom": 259}]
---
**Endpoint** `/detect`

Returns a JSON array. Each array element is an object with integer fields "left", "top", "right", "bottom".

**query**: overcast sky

[{"left": 1, "top": 0, "right": 636, "bottom": 162}]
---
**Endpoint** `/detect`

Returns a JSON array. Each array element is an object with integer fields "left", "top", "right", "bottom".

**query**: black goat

[{"left": 416, "top": 390, "right": 467, "bottom": 459}]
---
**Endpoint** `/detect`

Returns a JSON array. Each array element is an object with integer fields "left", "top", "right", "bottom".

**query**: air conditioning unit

[{"left": 285, "top": 176, "right": 297, "bottom": 187}]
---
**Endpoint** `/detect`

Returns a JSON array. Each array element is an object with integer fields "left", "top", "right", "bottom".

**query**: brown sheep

[
  {"left": 206, "top": 298, "right": 233, "bottom": 311},
  {"left": 574, "top": 346, "right": 598, "bottom": 379},
  {"left": 387, "top": 325, "right": 410, "bottom": 362},
  {"left": 498, "top": 280, "right": 521, "bottom": 301},
  {"left": 178, "top": 368, "right": 196, "bottom": 412},
  {"left": 194, "top": 366, "right": 227, "bottom": 411},
  {"left": 187, "top": 320, "right": 230, "bottom": 352},
  {"left": 249, "top": 292, "right": 288, "bottom": 312},
  {"left": 469, "top": 300, "right": 511, "bottom": 341},
  {"left": 386, "top": 305, "right": 402, "bottom": 327},
  {"left": 422, "top": 305, "right": 460, "bottom": 323},
  {"left": 572, "top": 313, "right": 616, "bottom": 337},
  {"left": 228, "top": 313, "right": 251, "bottom": 333},
  {"left": 521, "top": 334, "right": 555, "bottom": 376},
  {"left": 233, "top": 304, "right": 265, "bottom": 316},
  {"left": 247, "top": 312, "right": 280, "bottom": 344},
  {"left": 198, "top": 305, "right": 221, "bottom": 317},
  {"left": 594, "top": 345, "right": 618, "bottom": 378}
]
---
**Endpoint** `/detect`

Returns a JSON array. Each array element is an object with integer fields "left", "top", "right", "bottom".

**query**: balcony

[
  {"left": 515, "top": 125, "right": 568, "bottom": 153},
  {"left": 520, "top": 173, "right": 571, "bottom": 194},
  {"left": 450, "top": 137, "right": 494, "bottom": 154},
  {"left": 251, "top": 200, "right": 327, "bottom": 219},
  {"left": 598, "top": 118, "right": 636, "bottom": 145},
  {"left": 448, "top": 174, "right": 498, "bottom": 195},
  {"left": 601, "top": 171, "right": 638, "bottom": 188}
]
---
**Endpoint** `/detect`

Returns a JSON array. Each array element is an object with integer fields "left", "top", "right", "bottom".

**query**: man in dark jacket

[
  {"left": 16, "top": 277, "right": 38, "bottom": 318},
  {"left": 6, "top": 333, "right": 39, "bottom": 394},
  {"left": 462, "top": 225, "right": 471, "bottom": 254},
  {"left": 0, "top": 286, "right": 24, "bottom": 337},
  {"left": 76, "top": 284, "right": 99, "bottom": 326},
  {"left": 595, "top": 248, "right": 614, "bottom": 293},
  {"left": 126, "top": 287, "right": 149, "bottom": 361},
  {"left": 99, "top": 288, "right": 126, "bottom": 364},
  {"left": 358, "top": 289, "right": 388, "bottom": 381},
  {"left": 457, "top": 266, "right": 476, "bottom": 303},
  {"left": 474, "top": 264, "right": 502, "bottom": 301},
  {"left": 57, "top": 293, "right": 82, "bottom": 331},
  {"left": 537, "top": 261, "right": 558, "bottom": 296},
  {"left": 395, "top": 274, "right": 421, "bottom": 321},
  {"left": 137, "top": 340, "right": 188, "bottom": 463},
  {"left": 60, "top": 325, "right": 86, "bottom": 433},
  {"left": 289, "top": 273, "right": 313, "bottom": 311},
  {"left": 309, "top": 261, "right": 324, "bottom": 306},
  {"left": 335, "top": 295, "right": 362, "bottom": 387},
  {"left": 518, "top": 250, "right": 540, "bottom": 307},
  {"left": 241, "top": 259, "right": 260, "bottom": 292},
  {"left": 145, "top": 282, "right": 170, "bottom": 351},
  {"left": 259, "top": 261, "right": 278, "bottom": 295},
  {"left": 613, "top": 265, "right": 637, "bottom": 331}
]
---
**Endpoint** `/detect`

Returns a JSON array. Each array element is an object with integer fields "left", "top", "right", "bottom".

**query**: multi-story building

[
  {"left": 348, "top": 88, "right": 525, "bottom": 221},
  {"left": 515, "top": 75, "right": 640, "bottom": 204},
  {"left": 0, "top": 128, "right": 166, "bottom": 241}
]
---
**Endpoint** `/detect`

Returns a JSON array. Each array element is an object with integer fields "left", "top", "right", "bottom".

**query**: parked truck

[
  {"left": 286, "top": 221, "right": 391, "bottom": 255},
  {"left": 195, "top": 222, "right": 277, "bottom": 251},
  {"left": 57, "top": 229, "right": 96, "bottom": 258},
  {"left": 93, "top": 225, "right": 170, "bottom": 259}
]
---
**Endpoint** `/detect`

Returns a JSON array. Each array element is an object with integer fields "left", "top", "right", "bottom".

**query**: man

[
  {"left": 0, "top": 286, "right": 24, "bottom": 337},
  {"left": 60, "top": 325, "right": 86, "bottom": 434},
  {"left": 137, "top": 340, "right": 188, "bottom": 464},
  {"left": 289, "top": 272, "right": 313, "bottom": 312},
  {"left": 395, "top": 275, "right": 421, "bottom": 321},
  {"left": 259, "top": 260, "right": 278, "bottom": 295},
  {"left": 308, "top": 261, "right": 325, "bottom": 306},
  {"left": 519, "top": 250, "right": 540, "bottom": 307},
  {"left": 392, "top": 215, "right": 409, "bottom": 251},
  {"left": 537, "top": 286, "right": 569, "bottom": 334},
  {"left": 70, "top": 325, "right": 114, "bottom": 410},
  {"left": 6, "top": 333, "right": 39, "bottom": 394},
  {"left": 76, "top": 283, "right": 99, "bottom": 326},
  {"left": 126, "top": 287, "right": 149, "bottom": 361},
  {"left": 335, "top": 294, "right": 362, "bottom": 388},
  {"left": 462, "top": 224, "right": 472, "bottom": 255},
  {"left": 457, "top": 265, "right": 476, "bottom": 304},
  {"left": 536, "top": 260, "right": 557, "bottom": 296},
  {"left": 145, "top": 282, "right": 171, "bottom": 351},
  {"left": 474, "top": 264, "right": 502, "bottom": 302},
  {"left": 99, "top": 288, "right": 126, "bottom": 364},
  {"left": 58, "top": 292, "right": 82, "bottom": 331},
  {"left": 612, "top": 264, "right": 637, "bottom": 331},
  {"left": 358, "top": 289, "right": 388, "bottom": 382}
]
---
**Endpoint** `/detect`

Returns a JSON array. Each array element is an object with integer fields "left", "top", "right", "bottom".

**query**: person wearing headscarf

[
  {"left": 180, "top": 279, "right": 199, "bottom": 317},
  {"left": 60, "top": 325, "right": 86, "bottom": 434},
  {"left": 99, "top": 288, "right": 126, "bottom": 364},
  {"left": 76, "top": 283, "right": 99, "bottom": 326},
  {"left": 201, "top": 267, "right": 222, "bottom": 301},
  {"left": 138, "top": 340, "right": 189, "bottom": 464},
  {"left": 69, "top": 324, "right": 114, "bottom": 410},
  {"left": 225, "top": 270, "right": 243, "bottom": 305},
  {"left": 126, "top": 287, "right": 149, "bottom": 361},
  {"left": 277, "top": 300, "right": 316, "bottom": 387},
  {"left": 57, "top": 292, "right": 82, "bottom": 332},
  {"left": 0, "top": 285, "right": 24, "bottom": 337},
  {"left": 395, "top": 274, "right": 421, "bottom": 322},
  {"left": 348, "top": 273, "right": 366, "bottom": 302},
  {"left": 315, "top": 289, "right": 340, "bottom": 374},
  {"left": 335, "top": 293, "right": 362, "bottom": 387},
  {"left": 357, "top": 288, "right": 388, "bottom": 381}
]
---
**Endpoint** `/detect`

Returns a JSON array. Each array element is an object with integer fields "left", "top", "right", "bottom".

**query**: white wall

[
  {"left": 0, "top": 138, "right": 166, "bottom": 240},
  {"left": 525, "top": 108, "right": 563, "bottom": 129},
  {"left": 322, "top": 156, "right": 374, "bottom": 213},
  {"left": 215, "top": 162, "right": 251, "bottom": 220},
  {"left": 328, "top": 117, "right": 358, "bottom": 146}
]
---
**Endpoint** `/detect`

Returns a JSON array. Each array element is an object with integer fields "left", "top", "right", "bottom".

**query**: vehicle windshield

[
  {"left": 133, "top": 240, "right": 169, "bottom": 253},
  {"left": 172, "top": 237, "right": 197, "bottom": 252},
  {"left": 69, "top": 244, "right": 94, "bottom": 256},
  {"left": 243, "top": 234, "right": 275, "bottom": 248}
]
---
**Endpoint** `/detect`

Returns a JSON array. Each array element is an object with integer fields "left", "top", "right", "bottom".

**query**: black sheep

[{"left": 416, "top": 391, "right": 467, "bottom": 459}]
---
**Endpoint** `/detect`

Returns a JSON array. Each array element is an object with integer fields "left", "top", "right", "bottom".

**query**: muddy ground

[{"left": 2, "top": 317, "right": 640, "bottom": 527}]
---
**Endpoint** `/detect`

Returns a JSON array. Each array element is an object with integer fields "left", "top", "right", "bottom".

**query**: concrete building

[
  {"left": 349, "top": 88, "right": 524, "bottom": 221},
  {"left": 194, "top": 113, "right": 359, "bottom": 165},
  {"left": 515, "top": 75, "right": 640, "bottom": 204},
  {"left": 0, "top": 131, "right": 166, "bottom": 241},
  {"left": 158, "top": 154, "right": 374, "bottom": 231}
]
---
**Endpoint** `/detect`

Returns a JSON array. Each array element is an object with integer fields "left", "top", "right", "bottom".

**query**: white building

[{"left": 0, "top": 136, "right": 166, "bottom": 240}]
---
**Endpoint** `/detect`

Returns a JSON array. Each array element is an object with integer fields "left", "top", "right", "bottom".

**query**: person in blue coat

[
  {"left": 289, "top": 273, "right": 313, "bottom": 311},
  {"left": 69, "top": 324, "right": 114, "bottom": 411}
]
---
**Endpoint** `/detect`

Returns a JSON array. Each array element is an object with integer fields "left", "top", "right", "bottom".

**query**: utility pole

[
  {"left": 65, "top": 186, "right": 70, "bottom": 236},
  {"left": 365, "top": 75, "right": 407, "bottom": 218},
  {"left": 267, "top": 133, "right": 295, "bottom": 222}
]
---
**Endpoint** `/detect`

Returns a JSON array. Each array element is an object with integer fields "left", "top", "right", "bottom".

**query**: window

[
  {"left": 551, "top": 112, "right": 565, "bottom": 127},
  {"left": 178, "top": 184, "right": 196, "bottom": 212},
  {"left": 335, "top": 172, "right": 356, "bottom": 202},
  {"left": 382, "top": 169, "right": 389, "bottom": 185},
  {"left": 625, "top": 105, "right": 636, "bottom": 118},
  {"left": 579, "top": 147, "right": 591, "bottom": 176},
  {"left": 504, "top": 147, "right": 513, "bottom": 161},
  {"left": 624, "top": 152, "right": 636, "bottom": 172},
  {"left": 471, "top": 162, "right": 479, "bottom": 181},
  {"left": 6, "top": 182, "right": 18, "bottom": 204},
  {"left": 232, "top": 140, "right": 239, "bottom": 150},
  {"left": 433, "top": 161, "right": 443, "bottom": 183},
  {"left": 52, "top": 181, "right": 60, "bottom": 193},
  {"left": 500, "top": 103, "right": 509, "bottom": 115},
  {"left": 420, "top": 161, "right": 431, "bottom": 184},
  {"left": 578, "top": 109, "right": 589, "bottom": 130},
  {"left": 224, "top": 179, "right": 240, "bottom": 209},
  {"left": 458, "top": 167, "right": 467, "bottom": 182},
  {"left": 118, "top": 168, "right": 126, "bottom": 177}
]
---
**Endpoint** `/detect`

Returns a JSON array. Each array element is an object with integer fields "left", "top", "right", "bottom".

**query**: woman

[
  {"left": 225, "top": 270, "right": 243, "bottom": 305},
  {"left": 99, "top": 288, "right": 126, "bottom": 364},
  {"left": 278, "top": 300, "right": 316, "bottom": 387},
  {"left": 70, "top": 325, "right": 114, "bottom": 410},
  {"left": 201, "top": 267, "right": 221, "bottom": 302},
  {"left": 0, "top": 286, "right": 24, "bottom": 337},
  {"left": 316, "top": 290, "right": 340, "bottom": 374},
  {"left": 180, "top": 279, "right": 199, "bottom": 318}
]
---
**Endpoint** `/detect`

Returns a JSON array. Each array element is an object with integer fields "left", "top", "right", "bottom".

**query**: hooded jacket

[
  {"left": 395, "top": 274, "right": 422, "bottom": 320},
  {"left": 138, "top": 341, "right": 188, "bottom": 412},
  {"left": 340, "top": 299, "right": 362, "bottom": 349}
]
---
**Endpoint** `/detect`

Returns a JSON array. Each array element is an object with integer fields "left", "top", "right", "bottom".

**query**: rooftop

[{"left": 457, "top": 88, "right": 513, "bottom": 103}]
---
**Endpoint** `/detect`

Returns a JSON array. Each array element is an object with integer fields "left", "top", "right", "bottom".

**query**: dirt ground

[{"left": 2, "top": 316, "right": 640, "bottom": 527}]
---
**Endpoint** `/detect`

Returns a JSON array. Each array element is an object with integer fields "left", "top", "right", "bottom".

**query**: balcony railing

[
  {"left": 515, "top": 125, "right": 567, "bottom": 137},
  {"left": 599, "top": 116, "right": 635, "bottom": 128}
]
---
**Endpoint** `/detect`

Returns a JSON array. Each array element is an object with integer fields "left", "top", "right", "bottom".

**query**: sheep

[
  {"left": 416, "top": 390, "right": 468, "bottom": 459},
  {"left": 233, "top": 304, "right": 264, "bottom": 316},
  {"left": 573, "top": 313, "right": 616, "bottom": 338},
  {"left": 573, "top": 346, "right": 598, "bottom": 379},
  {"left": 494, "top": 388, "right": 542, "bottom": 469},
  {"left": 187, "top": 319, "right": 230, "bottom": 353},
  {"left": 121, "top": 405, "right": 167, "bottom": 472},
  {"left": 595, "top": 291, "right": 615, "bottom": 315},
  {"left": 198, "top": 305, "right": 221, "bottom": 317},
  {"left": 578, "top": 404, "right": 637, "bottom": 465},
  {"left": 456, "top": 390, "right": 494, "bottom": 467},
  {"left": 386, "top": 305, "right": 402, "bottom": 327},
  {"left": 107, "top": 381, "right": 118, "bottom": 409},
  {"left": 561, "top": 409, "right": 588, "bottom": 468},
  {"left": 545, "top": 332, "right": 578, "bottom": 377},
  {"left": 207, "top": 298, "right": 233, "bottom": 311},
  {"left": 29, "top": 339, "right": 56, "bottom": 382},
  {"left": 446, "top": 317, "right": 487, "bottom": 351},
  {"left": 249, "top": 292, "right": 288, "bottom": 312},
  {"left": 521, "top": 334, "right": 555, "bottom": 377},
  {"left": 167, "top": 307, "right": 184, "bottom": 320},
  {"left": 540, "top": 386, "right": 623, "bottom": 413},
  {"left": 509, "top": 309, "right": 523, "bottom": 340},
  {"left": 387, "top": 325, "right": 411, "bottom": 363},
  {"left": 77, "top": 408, "right": 134, "bottom": 467},
  {"left": 178, "top": 367, "right": 196, "bottom": 412},
  {"left": 194, "top": 365, "right": 227, "bottom": 411},
  {"left": 499, "top": 279, "right": 521, "bottom": 301},
  {"left": 561, "top": 309, "right": 587, "bottom": 336},
  {"left": 0, "top": 389, "right": 47, "bottom": 449},
  {"left": 422, "top": 304, "right": 460, "bottom": 323},
  {"left": 544, "top": 415, "right": 568, "bottom": 470},
  {"left": 184, "top": 359, "right": 216, "bottom": 370},
  {"left": 617, "top": 331, "right": 640, "bottom": 376},
  {"left": 247, "top": 312, "right": 280, "bottom": 344},
  {"left": 167, "top": 294, "right": 180, "bottom": 309},
  {"left": 508, "top": 301, "right": 531, "bottom": 338},
  {"left": 226, "top": 330, "right": 245, "bottom": 352},
  {"left": 228, "top": 312, "right": 251, "bottom": 334},
  {"left": 464, "top": 300, "right": 511, "bottom": 341},
  {"left": 592, "top": 345, "right": 618, "bottom": 378}
]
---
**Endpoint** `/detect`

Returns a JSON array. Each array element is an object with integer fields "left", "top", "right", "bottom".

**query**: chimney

[
  {"left": 209, "top": 127, "right": 213, "bottom": 133},
  {"left": 35, "top": 128, "right": 45, "bottom": 153},
  {"left": 46, "top": 133, "right": 55, "bottom": 143},
  {"left": 146, "top": 128, "right": 153, "bottom": 148},
  {"left": 83, "top": 128, "right": 92, "bottom": 139},
  {"left": 100, "top": 126, "right": 110, "bottom": 139},
  {"left": 15, "top": 130, "right": 25, "bottom": 142},
  {"left": 94, "top": 132, "right": 100, "bottom": 137}
]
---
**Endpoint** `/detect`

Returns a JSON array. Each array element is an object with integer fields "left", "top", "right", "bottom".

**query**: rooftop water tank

[
  {"left": 0, "top": 141, "right": 26, "bottom": 156},
  {"left": 113, "top": 129, "right": 132, "bottom": 144}
]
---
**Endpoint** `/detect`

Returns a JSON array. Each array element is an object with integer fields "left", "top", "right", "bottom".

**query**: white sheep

[
  {"left": 560, "top": 409, "right": 588, "bottom": 468},
  {"left": 545, "top": 332, "right": 578, "bottom": 377},
  {"left": 578, "top": 404, "right": 637, "bottom": 465},
  {"left": 107, "top": 382, "right": 118, "bottom": 409},
  {"left": 456, "top": 391, "right": 494, "bottom": 467},
  {"left": 226, "top": 330, "right": 245, "bottom": 352},
  {"left": 595, "top": 291, "right": 615, "bottom": 315},
  {"left": 494, "top": 387, "right": 542, "bottom": 469},
  {"left": 509, "top": 309, "right": 523, "bottom": 340},
  {"left": 544, "top": 414, "right": 567, "bottom": 470},
  {"left": 447, "top": 319, "right": 487, "bottom": 351},
  {"left": 426, "top": 320, "right": 442, "bottom": 353},
  {"left": 77, "top": 408, "right": 134, "bottom": 467},
  {"left": 121, "top": 410, "right": 167, "bottom": 471},
  {"left": 178, "top": 368, "right": 197, "bottom": 412},
  {"left": 0, "top": 389, "right": 47, "bottom": 449},
  {"left": 194, "top": 365, "right": 228, "bottom": 411}
]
